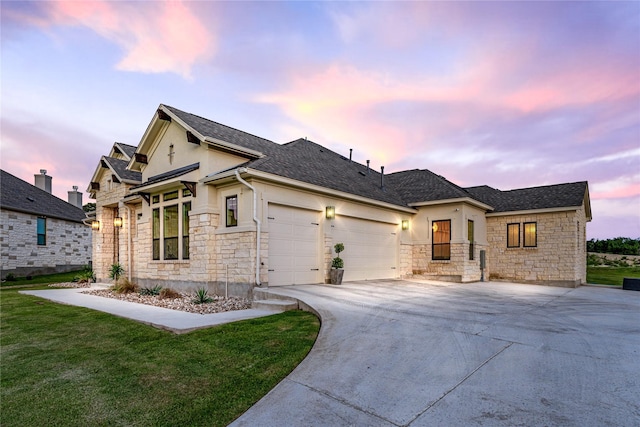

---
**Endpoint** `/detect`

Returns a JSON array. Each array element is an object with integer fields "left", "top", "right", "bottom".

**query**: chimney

[
  {"left": 68, "top": 186, "right": 83, "bottom": 209},
  {"left": 380, "top": 166, "right": 385, "bottom": 189},
  {"left": 366, "top": 160, "right": 370, "bottom": 174},
  {"left": 34, "top": 169, "right": 52, "bottom": 193}
]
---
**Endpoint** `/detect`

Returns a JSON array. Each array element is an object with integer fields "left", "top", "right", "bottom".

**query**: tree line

[{"left": 587, "top": 237, "right": 640, "bottom": 255}]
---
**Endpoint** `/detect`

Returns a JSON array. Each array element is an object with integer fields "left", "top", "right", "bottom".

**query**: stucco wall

[
  {"left": 486, "top": 209, "right": 586, "bottom": 286},
  {"left": 0, "top": 209, "right": 91, "bottom": 278}
]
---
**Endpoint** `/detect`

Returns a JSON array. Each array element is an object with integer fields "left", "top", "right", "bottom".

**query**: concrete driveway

[{"left": 231, "top": 280, "right": 640, "bottom": 426}]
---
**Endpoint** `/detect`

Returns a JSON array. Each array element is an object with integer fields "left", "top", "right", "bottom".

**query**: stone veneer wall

[
  {"left": 92, "top": 177, "right": 132, "bottom": 282},
  {"left": 411, "top": 242, "right": 482, "bottom": 282},
  {"left": 486, "top": 209, "right": 586, "bottom": 286},
  {"left": 0, "top": 209, "right": 91, "bottom": 278},
  {"left": 399, "top": 243, "right": 413, "bottom": 278},
  {"left": 132, "top": 211, "right": 267, "bottom": 298}
]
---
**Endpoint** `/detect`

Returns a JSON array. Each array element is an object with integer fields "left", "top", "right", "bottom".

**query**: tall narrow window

[
  {"left": 152, "top": 208, "right": 160, "bottom": 260},
  {"left": 524, "top": 222, "right": 537, "bottom": 247},
  {"left": 163, "top": 205, "right": 179, "bottom": 260},
  {"left": 226, "top": 195, "right": 238, "bottom": 227},
  {"left": 182, "top": 202, "right": 191, "bottom": 259},
  {"left": 507, "top": 223, "right": 520, "bottom": 248},
  {"left": 37, "top": 217, "right": 46, "bottom": 245},
  {"left": 468, "top": 220, "right": 475, "bottom": 260},
  {"left": 432, "top": 220, "right": 451, "bottom": 260}
]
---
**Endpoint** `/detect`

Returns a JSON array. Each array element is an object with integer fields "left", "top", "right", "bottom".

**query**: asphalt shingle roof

[
  {"left": 0, "top": 170, "right": 87, "bottom": 222},
  {"left": 115, "top": 142, "right": 137, "bottom": 159},
  {"left": 160, "top": 105, "right": 590, "bottom": 214},
  {"left": 133, "top": 163, "right": 200, "bottom": 189},
  {"left": 465, "top": 182, "right": 588, "bottom": 212},
  {"left": 103, "top": 157, "right": 142, "bottom": 183}
]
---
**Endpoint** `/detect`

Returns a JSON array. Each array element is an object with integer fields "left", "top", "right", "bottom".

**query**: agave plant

[{"left": 193, "top": 287, "right": 214, "bottom": 304}]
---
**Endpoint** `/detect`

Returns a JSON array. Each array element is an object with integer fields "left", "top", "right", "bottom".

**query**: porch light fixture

[
  {"left": 326, "top": 206, "right": 335, "bottom": 220},
  {"left": 402, "top": 220, "right": 409, "bottom": 230},
  {"left": 113, "top": 217, "right": 123, "bottom": 228},
  {"left": 91, "top": 220, "right": 100, "bottom": 230},
  {"left": 432, "top": 223, "right": 438, "bottom": 232}
]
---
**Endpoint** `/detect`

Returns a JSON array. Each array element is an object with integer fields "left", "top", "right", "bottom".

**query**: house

[
  {"left": 88, "top": 104, "right": 591, "bottom": 296},
  {"left": 0, "top": 169, "right": 92, "bottom": 279}
]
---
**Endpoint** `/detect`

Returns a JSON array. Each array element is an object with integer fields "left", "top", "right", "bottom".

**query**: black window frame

[
  {"left": 37, "top": 216, "right": 46, "bottom": 246},
  {"left": 432, "top": 219, "right": 451, "bottom": 260},
  {"left": 507, "top": 223, "right": 520, "bottom": 248},
  {"left": 524, "top": 222, "right": 537, "bottom": 247},
  {"left": 468, "top": 219, "right": 474, "bottom": 260},
  {"left": 226, "top": 195, "right": 238, "bottom": 227}
]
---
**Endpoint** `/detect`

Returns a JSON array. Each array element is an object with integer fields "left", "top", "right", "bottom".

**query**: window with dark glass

[
  {"left": 468, "top": 220, "right": 474, "bottom": 260},
  {"left": 432, "top": 220, "right": 451, "bottom": 260},
  {"left": 182, "top": 202, "right": 191, "bottom": 259},
  {"left": 152, "top": 195, "right": 160, "bottom": 204},
  {"left": 163, "top": 190, "right": 179, "bottom": 201},
  {"left": 152, "top": 208, "right": 160, "bottom": 260},
  {"left": 163, "top": 205, "right": 179, "bottom": 260},
  {"left": 507, "top": 223, "right": 520, "bottom": 248},
  {"left": 37, "top": 217, "right": 46, "bottom": 245},
  {"left": 524, "top": 222, "right": 537, "bottom": 247},
  {"left": 226, "top": 195, "right": 238, "bottom": 227}
]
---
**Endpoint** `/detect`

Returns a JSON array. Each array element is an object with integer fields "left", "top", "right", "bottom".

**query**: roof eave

[
  {"left": 408, "top": 197, "right": 493, "bottom": 211},
  {"left": 203, "top": 136, "right": 264, "bottom": 159},
  {"left": 486, "top": 205, "right": 584, "bottom": 217},
  {"left": 202, "top": 168, "right": 418, "bottom": 214}
]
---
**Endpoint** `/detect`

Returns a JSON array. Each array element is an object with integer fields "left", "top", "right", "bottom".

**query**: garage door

[
  {"left": 268, "top": 204, "right": 321, "bottom": 286},
  {"left": 333, "top": 216, "right": 398, "bottom": 281}
]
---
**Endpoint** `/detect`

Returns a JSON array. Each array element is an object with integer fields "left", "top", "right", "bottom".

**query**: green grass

[
  {"left": 587, "top": 266, "right": 640, "bottom": 286},
  {"left": 1, "top": 270, "right": 83, "bottom": 288},
  {"left": 0, "top": 289, "right": 320, "bottom": 426}
]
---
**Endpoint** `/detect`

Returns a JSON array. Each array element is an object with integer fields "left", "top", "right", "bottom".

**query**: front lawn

[
  {"left": 0, "top": 270, "right": 83, "bottom": 288},
  {"left": 587, "top": 266, "right": 640, "bottom": 286},
  {"left": 0, "top": 289, "right": 319, "bottom": 426}
]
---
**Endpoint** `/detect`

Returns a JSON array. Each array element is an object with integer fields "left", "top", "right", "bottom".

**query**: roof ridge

[{"left": 162, "top": 104, "right": 276, "bottom": 144}]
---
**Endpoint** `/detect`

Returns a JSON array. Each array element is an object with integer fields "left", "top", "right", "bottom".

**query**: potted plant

[{"left": 330, "top": 243, "right": 345, "bottom": 285}]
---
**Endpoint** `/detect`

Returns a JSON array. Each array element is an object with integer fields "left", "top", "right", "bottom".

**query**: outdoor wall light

[
  {"left": 113, "top": 217, "right": 123, "bottom": 228},
  {"left": 91, "top": 220, "right": 100, "bottom": 230},
  {"left": 432, "top": 223, "right": 438, "bottom": 232},
  {"left": 402, "top": 220, "right": 409, "bottom": 230},
  {"left": 326, "top": 206, "right": 335, "bottom": 220}
]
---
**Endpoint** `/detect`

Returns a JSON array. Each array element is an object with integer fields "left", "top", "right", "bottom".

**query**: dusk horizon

[{"left": 2, "top": 1, "right": 638, "bottom": 240}]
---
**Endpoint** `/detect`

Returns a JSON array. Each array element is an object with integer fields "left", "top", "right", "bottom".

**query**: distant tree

[
  {"left": 83, "top": 202, "right": 96, "bottom": 212},
  {"left": 587, "top": 238, "right": 640, "bottom": 255}
]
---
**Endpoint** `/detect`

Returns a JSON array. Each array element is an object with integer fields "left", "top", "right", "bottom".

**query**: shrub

[
  {"left": 113, "top": 278, "right": 138, "bottom": 294},
  {"left": 193, "top": 287, "right": 213, "bottom": 304},
  {"left": 74, "top": 270, "right": 96, "bottom": 284},
  {"left": 140, "top": 285, "right": 163, "bottom": 296},
  {"left": 159, "top": 288, "right": 181, "bottom": 300},
  {"left": 5, "top": 273, "right": 16, "bottom": 282},
  {"left": 586, "top": 254, "right": 602, "bottom": 266},
  {"left": 109, "top": 263, "right": 125, "bottom": 282},
  {"left": 332, "top": 243, "right": 345, "bottom": 269}
]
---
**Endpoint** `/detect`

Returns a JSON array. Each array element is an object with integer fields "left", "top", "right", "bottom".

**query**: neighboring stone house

[
  {"left": 0, "top": 169, "right": 92, "bottom": 278},
  {"left": 88, "top": 104, "right": 592, "bottom": 296}
]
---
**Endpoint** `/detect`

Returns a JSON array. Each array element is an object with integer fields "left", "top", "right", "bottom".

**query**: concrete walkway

[
  {"left": 20, "top": 285, "right": 278, "bottom": 334},
  {"left": 231, "top": 280, "right": 640, "bottom": 426}
]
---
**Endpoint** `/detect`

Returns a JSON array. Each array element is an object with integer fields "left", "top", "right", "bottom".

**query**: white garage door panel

[
  {"left": 268, "top": 205, "right": 321, "bottom": 286},
  {"left": 334, "top": 217, "right": 398, "bottom": 281}
]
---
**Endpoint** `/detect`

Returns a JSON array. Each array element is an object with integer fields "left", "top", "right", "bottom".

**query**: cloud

[
  {"left": 9, "top": 0, "right": 214, "bottom": 78},
  {"left": 0, "top": 111, "right": 107, "bottom": 200}
]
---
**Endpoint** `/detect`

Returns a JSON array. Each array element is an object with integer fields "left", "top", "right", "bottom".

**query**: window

[
  {"left": 151, "top": 189, "right": 192, "bottom": 260},
  {"left": 182, "top": 202, "right": 191, "bottom": 259},
  {"left": 226, "top": 195, "right": 238, "bottom": 227},
  {"left": 152, "top": 209, "right": 160, "bottom": 260},
  {"left": 524, "top": 222, "right": 537, "bottom": 247},
  {"left": 163, "top": 205, "right": 179, "bottom": 260},
  {"left": 37, "top": 217, "right": 46, "bottom": 245},
  {"left": 152, "top": 195, "right": 160, "bottom": 204},
  {"left": 432, "top": 220, "right": 451, "bottom": 260},
  {"left": 507, "top": 223, "right": 520, "bottom": 248},
  {"left": 468, "top": 220, "right": 474, "bottom": 260}
]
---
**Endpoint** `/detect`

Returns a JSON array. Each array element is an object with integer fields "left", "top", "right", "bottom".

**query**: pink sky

[{"left": 1, "top": 1, "right": 638, "bottom": 239}]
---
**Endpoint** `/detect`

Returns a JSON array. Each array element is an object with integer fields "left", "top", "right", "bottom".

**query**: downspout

[
  {"left": 235, "top": 168, "right": 262, "bottom": 287},
  {"left": 119, "top": 202, "right": 133, "bottom": 282}
]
